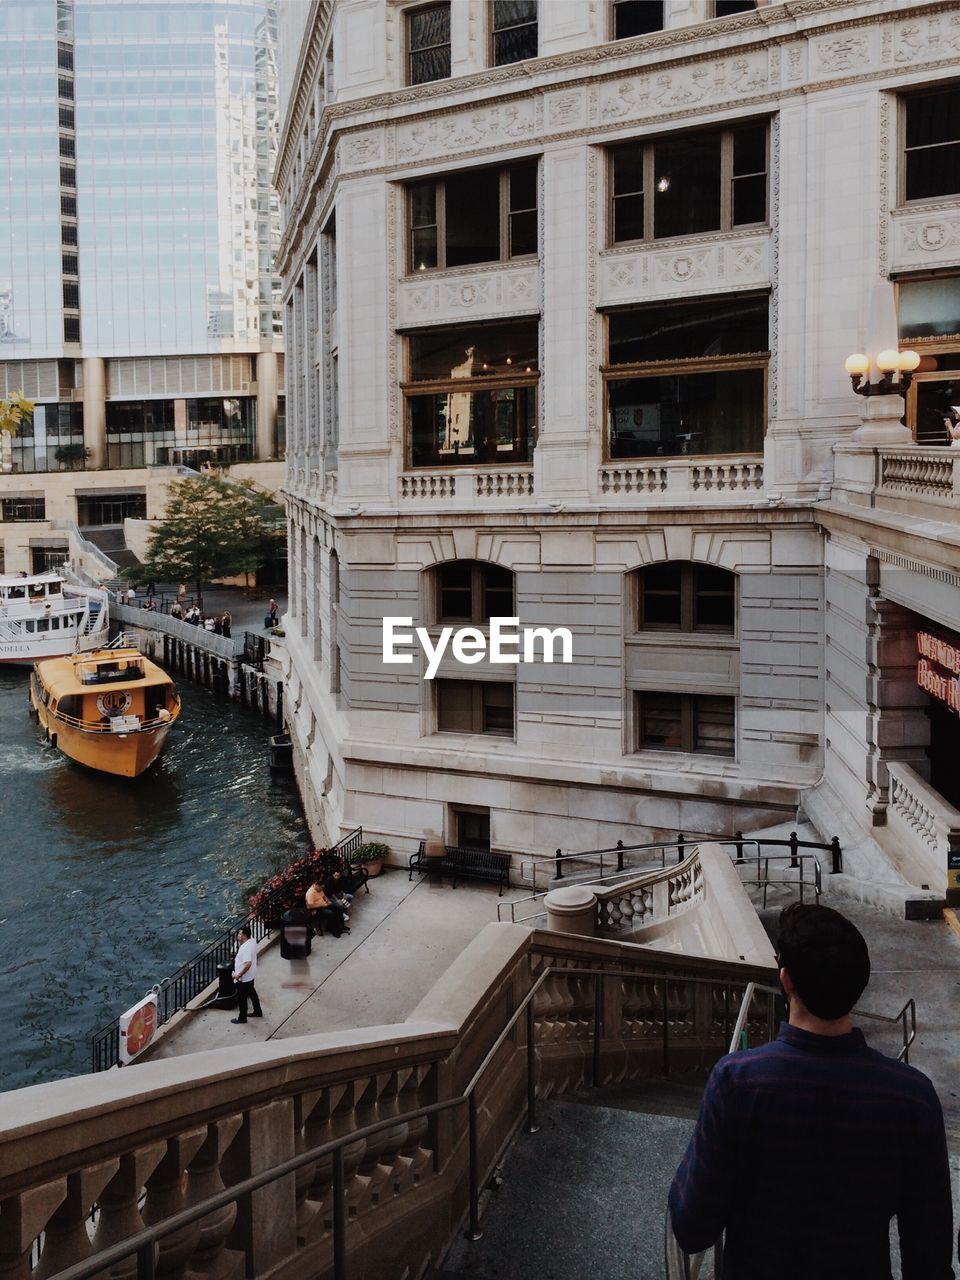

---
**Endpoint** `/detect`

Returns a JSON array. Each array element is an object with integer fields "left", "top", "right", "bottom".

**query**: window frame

[
  {"left": 607, "top": 121, "right": 769, "bottom": 248},
  {"left": 406, "top": 160, "right": 539, "bottom": 275},
  {"left": 406, "top": 2, "right": 452, "bottom": 87},
  {"left": 601, "top": 293, "right": 770, "bottom": 461},
  {"left": 610, "top": 0, "right": 664, "bottom": 40},
  {"left": 402, "top": 319, "right": 540, "bottom": 469},
  {"left": 635, "top": 562, "right": 737, "bottom": 635},
  {"left": 435, "top": 677, "right": 516, "bottom": 738},
  {"left": 489, "top": 0, "right": 538, "bottom": 67},
  {"left": 635, "top": 690, "right": 737, "bottom": 757},
  {"left": 434, "top": 560, "right": 515, "bottom": 625},
  {"left": 899, "top": 85, "right": 960, "bottom": 207}
]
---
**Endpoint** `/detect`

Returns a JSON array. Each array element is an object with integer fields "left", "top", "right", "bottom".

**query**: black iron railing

[{"left": 90, "top": 826, "right": 362, "bottom": 1072}]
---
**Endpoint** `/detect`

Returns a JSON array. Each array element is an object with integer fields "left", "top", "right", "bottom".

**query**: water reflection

[{"left": 0, "top": 670, "right": 307, "bottom": 1091}]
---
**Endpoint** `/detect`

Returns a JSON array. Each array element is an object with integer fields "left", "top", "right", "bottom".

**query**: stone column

[
  {"left": 256, "top": 351, "right": 278, "bottom": 460},
  {"left": 82, "top": 356, "right": 106, "bottom": 469},
  {"left": 849, "top": 392, "right": 912, "bottom": 445}
]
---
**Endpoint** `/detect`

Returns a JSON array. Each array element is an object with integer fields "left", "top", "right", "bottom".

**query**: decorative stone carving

[
  {"left": 599, "top": 233, "right": 770, "bottom": 306},
  {"left": 342, "top": 130, "right": 383, "bottom": 171},
  {"left": 891, "top": 206, "right": 960, "bottom": 273},
  {"left": 597, "top": 51, "right": 767, "bottom": 124},
  {"left": 397, "top": 100, "right": 539, "bottom": 162},
  {"left": 813, "top": 33, "right": 871, "bottom": 74},
  {"left": 397, "top": 264, "right": 541, "bottom": 327},
  {"left": 545, "top": 88, "right": 587, "bottom": 130}
]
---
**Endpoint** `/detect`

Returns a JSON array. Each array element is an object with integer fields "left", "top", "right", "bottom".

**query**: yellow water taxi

[{"left": 30, "top": 638, "right": 181, "bottom": 778}]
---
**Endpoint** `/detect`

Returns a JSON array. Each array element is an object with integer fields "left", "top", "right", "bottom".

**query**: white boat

[{"left": 0, "top": 572, "right": 109, "bottom": 664}]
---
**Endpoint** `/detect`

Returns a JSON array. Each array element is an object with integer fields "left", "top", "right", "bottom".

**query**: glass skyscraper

[{"left": 0, "top": 0, "right": 282, "bottom": 473}]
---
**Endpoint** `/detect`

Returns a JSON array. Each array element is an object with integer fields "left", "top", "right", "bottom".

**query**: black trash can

[
  {"left": 280, "top": 908, "right": 312, "bottom": 959},
  {"left": 217, "top": 962, "right": 236, "bottom": 1000}
]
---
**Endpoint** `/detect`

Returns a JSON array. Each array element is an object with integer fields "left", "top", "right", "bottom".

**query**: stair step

[
  {"left": 443, "top": 1099, "right": 699, "bottom": 1280},
  {"left": 566, "top": 1078, "right": 706, "bottom": 1121}
]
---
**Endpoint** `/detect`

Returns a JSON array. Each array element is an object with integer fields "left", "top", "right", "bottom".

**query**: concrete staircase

[
  {"left": 82, "top": 525, "right": 142, "bottom": 574},
  {"left": 440, "top": 1089, "right": 707, "bottom": 1280}
]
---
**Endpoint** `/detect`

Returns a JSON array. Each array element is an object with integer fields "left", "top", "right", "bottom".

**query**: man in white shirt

[{"left": 230, "top": 926, "right": 263, "bottom": 1024}]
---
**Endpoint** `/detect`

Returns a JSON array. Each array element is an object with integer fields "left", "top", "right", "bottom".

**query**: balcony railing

[
  {"left": 878, "top": 446, "right": 960, "bottom": 503},
  {"left": 600, "top": 456, "right": 763, "bottom": 498},
  {"left": 886, "top": 761, "right": 960, "bottom": 897},
  {"left": 399, "top": 467, "right": 534, "bottom": 501}
]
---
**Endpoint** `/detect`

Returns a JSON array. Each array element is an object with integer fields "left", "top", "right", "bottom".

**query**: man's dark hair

[
  {"left": 775, "top": 903, "right": 870, "bottom": 1020},
  {"left": 237, "top": 925, "right": 250, "bottom": 939}
]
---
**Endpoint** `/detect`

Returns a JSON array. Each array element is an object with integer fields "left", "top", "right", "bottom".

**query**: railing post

[
  {"left": 734, "top": 830, "right": 745, "bottom": 863},
  {"left": 677, "top": 833, "right": 685, "bottom": 864},
  {"left": 616, "top": 840, "right": 624, "bottom": 872},
  {"left": 789, "top": 830, "right": 799, "bottom": 869},
  {"left": 830, "top": 836, "right": 842, "bottom": 874},
  {"left": 662, "top": 982, "right": 670, "bottom": 1076},
  {"left": 467, "top": 1093, "right": 483, "bottom": 1241},
  {"left": 526, "top": 1000, "right": 540, "bottom": 1135},
  {"left": 554, "top": 848, "right": 563, "bottom": 880},
  {"left": 592, "top": 975, "right": 602, "bottom": 1089},
  {"left": 332, "top": 1145, "right": 346, "bottom": 1280}
]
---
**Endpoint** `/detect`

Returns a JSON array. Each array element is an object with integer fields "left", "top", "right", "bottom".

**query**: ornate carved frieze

[
  {"left": 341, "top": 129, "right": 385, "bottom": 172},
  {"left": 890, "top": 205, "right": 960, "bottom": 273},
  {"left": 396, "top": 264, "right": 541, "bottom": 327},
  {"left": 396, "top": 98, "right": 541, "bottom": 163},
  {"left": 597, "top": 50, "right": 769, "bottom": 124},
  {"left": 599, "top": 232, "right": 771, "bottom": 306}
]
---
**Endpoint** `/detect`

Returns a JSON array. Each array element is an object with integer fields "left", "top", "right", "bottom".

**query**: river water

[{"left": 0, "top": 668, "right": 309, "bottom": 1092}]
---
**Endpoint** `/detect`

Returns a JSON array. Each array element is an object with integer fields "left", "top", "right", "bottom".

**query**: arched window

[
  {"left": 433, "top": 559, "right": 514, "bottom": 625},
  {"left": 635, "top": 561, "right": 736, "bottom": 634}
]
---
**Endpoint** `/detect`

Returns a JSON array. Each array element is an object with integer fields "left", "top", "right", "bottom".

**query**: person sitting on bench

[{"left": 306, "top": 878, "right": 349, "bottom": 937}]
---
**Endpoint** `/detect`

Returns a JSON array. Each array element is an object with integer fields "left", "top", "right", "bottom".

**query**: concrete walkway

[{"left": 149, "top": 869, "right": 504, "bottom": 1061}]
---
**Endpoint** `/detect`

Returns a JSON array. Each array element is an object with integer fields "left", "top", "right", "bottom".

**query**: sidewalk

[{"left": 148, "top": 869, "right": 503, "bottom": 1061}]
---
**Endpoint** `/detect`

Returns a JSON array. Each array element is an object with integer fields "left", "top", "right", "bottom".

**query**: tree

[
  {"left": 0, "top": 391, "right": 35, "bottom": 474},
  {"left": 140, "top": 476, "right": 271, "bottom": 609}
]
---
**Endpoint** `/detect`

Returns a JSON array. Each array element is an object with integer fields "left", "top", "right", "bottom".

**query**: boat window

[
  {"left": 8, "top": 587, "right": 24, "bottom": 600},
  {"left": 48, "top": 583, "right": 61, "bottom": 595},
  {"left": 29, "top": 586, "right": 45, "bottom": 599},
  {"left": 59, "top": 696, "right": 80, "bottom": 718},
  {"left": 36, "top": 619, "right": 49, "bottom": 632},
  {"left": 24, "top": 620, "right": 34, "bottom": 633}
]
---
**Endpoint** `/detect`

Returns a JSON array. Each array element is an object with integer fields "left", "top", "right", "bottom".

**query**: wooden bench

[{"left": 408, "top": 842, "right": 512, "bottom": 895}]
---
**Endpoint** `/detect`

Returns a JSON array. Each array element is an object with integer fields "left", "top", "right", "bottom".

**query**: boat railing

[{"left": 48, "top": 702, "right": 180, "bottom": 735}]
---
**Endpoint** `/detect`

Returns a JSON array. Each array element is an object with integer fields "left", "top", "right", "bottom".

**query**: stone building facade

[{"left": 276, "top": 0, "right": 960, "bottom": 895}]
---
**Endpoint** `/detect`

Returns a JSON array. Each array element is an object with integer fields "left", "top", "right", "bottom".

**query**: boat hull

[{"left": 33, "top": 699, "right": 175, "bottom": 777}]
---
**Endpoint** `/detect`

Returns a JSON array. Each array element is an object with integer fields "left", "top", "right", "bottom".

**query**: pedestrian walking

[
  {"left": 221, "top": 611, "right": 232, "bottom": 639},
  {"left": 146, "top": 579, "right": 156, "bottom": 598},
  {"left": 230, "top": 925, "right": 263, "bottom": 1024},
  {"left": 668, "top": 902, "right": 955, "bottom": 1278},
  {"left": 266, "top": 598, "right": 279, "bottom": 629}
]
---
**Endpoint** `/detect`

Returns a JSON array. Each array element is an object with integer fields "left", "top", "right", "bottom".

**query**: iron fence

[{"left": 90, "top": 826, "right": 362, "bottom": 1073}]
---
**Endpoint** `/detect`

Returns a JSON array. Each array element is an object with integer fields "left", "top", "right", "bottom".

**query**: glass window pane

[
  {"left": 437, "top": 680, "right": 474, "bottom": 732},
  {"left": 899, "top": 278, "right": 960, "bottom": 340},
  {"left": 654, "top": 132, "right": 721, "bottom": 237},
  {"left": 509, "top": 209, "right": 537, "bottom": 257},
  {"left": 640, "top": 564, "right": 682, "bottom": 628},
  {"left": 410, "top": 320, "right": 539, "bottom": 380},
  {"left": 639, "top": 692, "right": 682, "bottom": 749},
  {"left": 608, "top": 370, "right": 765, "bottom": 457},
  {"left": 608, "top": 296, "right": 768, "bottom": 364},
  {"left": 733, "top": 123, "right": 766, "bottom": 176},
  {"left": 905, "top": 87, "right": 960, "bottom": 150},
  {"left": 412, "top": 227, "right": 438, "bottom": 270},
  {"left": 906, "top": 144, "right": 960, "bottom": 202},
  {"left": 444, "top": 168, "right": 500, "bottom": 266},
  {"left": 694, "top": 566, "right": 736, "bottom": 631},
  {"left": 439, "top": 563, "right": 473, "bottom": 620},
  {"left": 732, "top": 174, "right": 767, "bottom": 226},
  {"left": 694, "top": 696, "right": 735, "bottom": 755},
  {"left": 509, "top": 161, "right": 537, "bottom": 212},
  {"left": 614, "top": 0, "right": 663, "bottom": 38},
  {"left": 410, "top": 182, "right": 437, "bottom": 227},
  {"left": 613, "top": 193, "right": 645, "bottom": 243},
  {"left": 409, "top": 4, "right": 450, "bottom": 52},
  {"left": 410, "top": 44, "right": 451, "bottom": 85},
  {"left": 483, "top": 565, "right": 514, "bottom": 620},
  {"left": 482, "top": 682, "right": 514, "bottom": 734}
]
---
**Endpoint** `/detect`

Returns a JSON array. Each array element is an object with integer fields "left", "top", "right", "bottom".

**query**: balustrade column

[
  {"left": 184, "top": 1117, "right": 244, "bottom": 1280},
  {"left": 222, "top": 1101, "right": 297, "bottom": 1278},
  {"left": 33, "top": 1162, "right": 118, "bottom": 1279},
  {"left": 90, "top": 1143, "right": 167, "bottom": 1280},
  {"left": 141, "top": 1128, "right": 207, "bottom": 1279},
  {"left": 0, "top": 1180, "right": 67, "bottom": 1280}
]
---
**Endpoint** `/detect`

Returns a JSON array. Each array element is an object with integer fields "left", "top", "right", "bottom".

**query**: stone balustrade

[
  {"left": 0, "top": 924, "right": 774, "bottom": 1280},
  {"left": 399, "top": 468, "right": 534, "bottom": 502},
  {"left": 879, "top": 449, "right": 958, "bottom": 500},
  {"left": 599, "top": 456, "right": 763, "bottom": 499},
  {"left": 886, "top": 761, "right": 960, "bottom": 897}
]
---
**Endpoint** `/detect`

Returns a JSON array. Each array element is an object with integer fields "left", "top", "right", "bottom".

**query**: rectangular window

[
  {"left": 60, "top": 194, "right": 76, "bottom": 217},
  {"left": 405, "top": 319, "right": 539, "bottom": 467},
  {"left": 61, "top": 224, "right": 77, "bottom": 246},
  {"left": 63, "top": 282, "right": 79, "bottom": 309},
  {"left": 59, "top": 136, "right": 75, "bottom": 158},
  {"left": 438, "top": 562, "right": 514, "bottom": 623},
  {"left": 613, "top": 0, "right": 663, "bottom": 38},
  {"left": 903, "top": 86, "right": 960, "bottom": 202},
  {"left": 63, "top": 317, "right": 80, "bottom": 342},
  {"left": 408, "top": 160, "right": 538, "bottom": 273},
  {"left": 60, "top": 165, "right": 75, "bottom": 188},
  {"left": 713, "top": 0, "right": 756, "bottom": 13},
  {"left": 408, "top": 3, "right": 451, "bottom": 85},
  {"left": 57, "top": 43, "right": 73, "bottom": 70},
  {"left": 492, "top": 0, "right": 537, "bottom": 66},
  {"left": 58, "top": 106, "right": 74, "bottom": 129},
  {"left": 605, "top": 294, "right": 768, "bottom": 458},
  {"left": 62, "top": 253, "right": 78, "bottom": 276},
  {"left": 637, "top": 563, "right": 735, "bottom": 633},
  {"left": 610, "top": 122, "right": 767, "bottom": 244},
  {"left": 437, "top": 679, "right": 515, "bottom": 736},
  {"left": 636, "top": 691, "right": 735, "bottom": 756},
  {"left": 58, "top": 76, "right": 73, "bottom": 100},
  {"left": 1, "top": 497, "right": 46, "bottom": 521}
]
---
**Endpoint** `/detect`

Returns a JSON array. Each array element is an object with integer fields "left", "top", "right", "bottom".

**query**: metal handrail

[
  {"left": 57, "top": 961, "right": 762, "bottom": 1280},
  {"left": 89, "top": 826, "right": 363, "bottom": 1072},
  {"left": 42, "top": 701, "right": 181, "bottom": 735}
]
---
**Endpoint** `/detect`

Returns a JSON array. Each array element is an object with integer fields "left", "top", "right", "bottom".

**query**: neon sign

[{"left": 917, "top": 631, "right": 960, "bottom": 715}]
